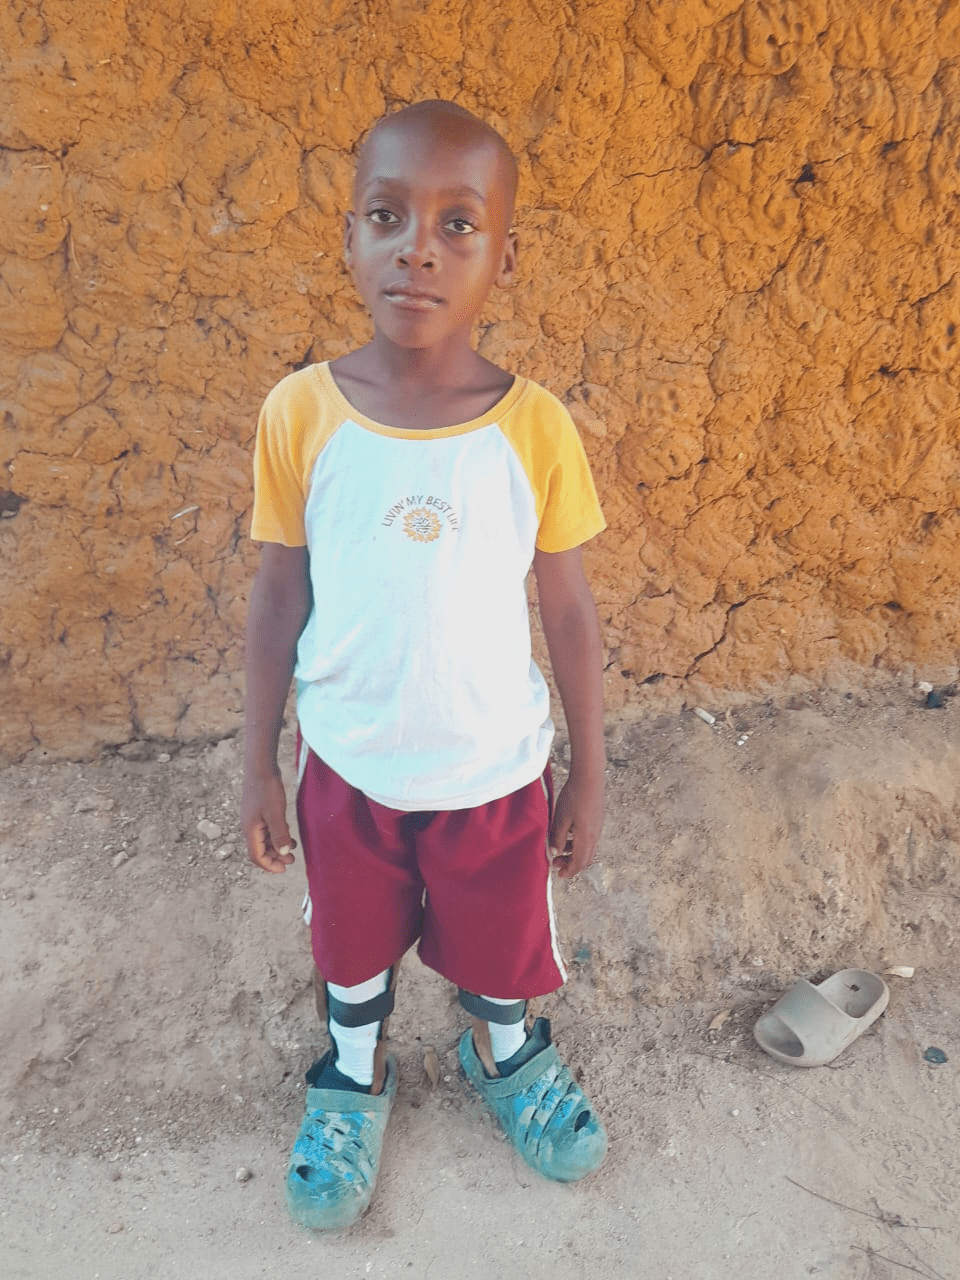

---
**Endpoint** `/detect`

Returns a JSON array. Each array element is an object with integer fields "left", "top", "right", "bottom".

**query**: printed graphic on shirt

[
  {"left": 382, "top": 494, "right": 460, "bottom": 538},
  {"left": 404, "top": 507, "right": 441, "bottom": 542}
]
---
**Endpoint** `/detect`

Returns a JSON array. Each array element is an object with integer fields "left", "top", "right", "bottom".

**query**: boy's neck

[
  {"left": 330, "top": 336, "right": 514, "bottom": 431},
  {"left": 343, "top": 333, "right": 485, "bottom": 389}
]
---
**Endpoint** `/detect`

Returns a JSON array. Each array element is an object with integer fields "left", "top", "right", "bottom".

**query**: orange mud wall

[{"left": 1, "top": 1, "right": 958, "bottom": 762}]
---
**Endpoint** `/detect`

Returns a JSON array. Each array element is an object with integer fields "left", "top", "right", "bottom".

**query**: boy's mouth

[{"left": 384, "top": 287, "right": 444, "bottom": 310}]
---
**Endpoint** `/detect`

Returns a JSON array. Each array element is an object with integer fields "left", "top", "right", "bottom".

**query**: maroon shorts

[{"left": 295, "top": 743, "right": 566, "bottom": 998}]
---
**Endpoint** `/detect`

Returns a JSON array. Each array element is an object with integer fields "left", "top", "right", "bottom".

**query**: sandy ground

[{"left": 2, "top": 684, "right": 959, "bottom": 1280}]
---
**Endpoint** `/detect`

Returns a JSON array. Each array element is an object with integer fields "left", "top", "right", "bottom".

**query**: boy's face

[{"left": 345, "top": 115, "right": 517, "bottom": 352}]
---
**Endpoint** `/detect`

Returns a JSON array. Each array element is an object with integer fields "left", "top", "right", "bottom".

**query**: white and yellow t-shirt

[{"left": 251, "top": 362, "right": 605, "bottom": 811}]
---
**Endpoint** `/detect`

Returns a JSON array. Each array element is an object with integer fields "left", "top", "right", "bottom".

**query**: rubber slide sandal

[{"left": 754, "top": 969, "right": 889, "bottom": 1067}]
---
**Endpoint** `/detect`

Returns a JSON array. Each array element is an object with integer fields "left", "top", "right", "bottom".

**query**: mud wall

[{"left": 1, "top": 1, "right": 958, "bottom": 761}]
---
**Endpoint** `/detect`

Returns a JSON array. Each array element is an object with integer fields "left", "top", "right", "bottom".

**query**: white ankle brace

[
  {"left": 482, "top": 995, "right": 528, "bottom": 1063},
  {"left": 327, "top": 970, "right": 390, "bottom": 1086}
]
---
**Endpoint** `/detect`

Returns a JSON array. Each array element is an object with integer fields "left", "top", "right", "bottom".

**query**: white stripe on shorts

[
  {"left": 298, "top": 735, "right": 312, "bottom": 925},
  {"left": 540, "top": 774, "right": 567, "bottom": 983}
]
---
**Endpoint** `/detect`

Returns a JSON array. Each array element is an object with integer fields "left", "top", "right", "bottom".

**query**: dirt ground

[{"left": 2, "top": 682, "right": 959, "bottom": 1280}]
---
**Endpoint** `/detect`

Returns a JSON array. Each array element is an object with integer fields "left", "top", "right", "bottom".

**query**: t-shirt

[{"left": 251, "top": 361, "right": 605, "bottom": 811}]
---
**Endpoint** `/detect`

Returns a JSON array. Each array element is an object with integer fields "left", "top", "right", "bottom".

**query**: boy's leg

[
  {"left": 286, "top": 744, "right": 420, "bottom": 1229},
  {"left": 313, "top": 965, "right": 395, "bottom": 1094},
  {"left": 415, "top": 768, "right": 608, "bottom": 1181},
  {"left": 297, "top": 743, "right": 424, "bottom": 983},
  {"left": 416, "top": 767, "right": 564, "bottom": 997},
  {"left": 458, "top": 991, "right": 527, "bottom": 1073}
]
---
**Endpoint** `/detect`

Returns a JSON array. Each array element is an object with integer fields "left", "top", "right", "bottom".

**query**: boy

[{"left": 241, "top": 100, "right": 608, "bottom": 1230}]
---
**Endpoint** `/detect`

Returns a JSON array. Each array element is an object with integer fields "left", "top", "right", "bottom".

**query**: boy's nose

[{"left": 395, "top": 220, "right": 437, "bottom": 270}]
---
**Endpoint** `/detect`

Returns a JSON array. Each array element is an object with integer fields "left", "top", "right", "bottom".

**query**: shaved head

[{"left": 355, "top": 100, "right": 518, "bottom": 221}]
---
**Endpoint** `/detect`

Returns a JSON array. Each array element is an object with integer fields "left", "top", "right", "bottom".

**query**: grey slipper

[{"left": 754, "top": 969, "right": 889, "bottom": 1067}]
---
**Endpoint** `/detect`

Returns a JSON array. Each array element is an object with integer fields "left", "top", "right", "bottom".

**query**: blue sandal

[
  {"left": 459, "top": 1017, "right": 607, "bottom": 1182},
  {"left": 285, "top": 1051, "right": 398, "bottom": 1230}
]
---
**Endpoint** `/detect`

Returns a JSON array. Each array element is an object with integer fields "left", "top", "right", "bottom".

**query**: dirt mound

[{"left": 2, "top": 689, "right": 959, "bottom": 1276}]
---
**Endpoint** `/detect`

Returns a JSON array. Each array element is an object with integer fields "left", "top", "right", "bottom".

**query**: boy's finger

[
  {"left": 554, "top": 835, "right": 596, "bottom": 880},
  {"left": 551, "top": 842, "right": 579, "bottom": 878},
  {"left": 251, "top": 844, "right": 295, "bottom": 874},
  {"left": 554, "top": 846, "right": 579, "bottom": 879},
  {"left": 549, "top": 811, "right": 573, "bottom": 853},
  {"left": 246, "top": 818, "right": 296, "bottom": 873},
  {"left": 260, "top": 844, "right": 296, "bottom": 874},
  {"left": 262, "top": 788, "right": 296, "bottom": 869}
]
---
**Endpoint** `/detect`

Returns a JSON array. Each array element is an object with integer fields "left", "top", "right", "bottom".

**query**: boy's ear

[
  {"left": 495, "top": 228, "right": 518, "bottom": 288},
  {"left": 344, "top": 211, "right": 356, "bottom": 268}
]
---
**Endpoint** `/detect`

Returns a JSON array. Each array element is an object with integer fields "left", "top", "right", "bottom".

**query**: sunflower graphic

[{"left": 403, "top": 507, "right": 442, "bottom": 542}]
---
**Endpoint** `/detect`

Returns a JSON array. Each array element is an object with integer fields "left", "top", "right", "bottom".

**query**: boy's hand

[
  {"left": 242, "top": 771, "right": 297, "bottom": 874},
  {"left": 550, "top": 770, "right": 604, "bottom": 880},
  {"left": 242, "top": 543, "right": 310, "bottom": 875},
  {"left": 534, "top": 545, "right": 606, "bottom": 882}
]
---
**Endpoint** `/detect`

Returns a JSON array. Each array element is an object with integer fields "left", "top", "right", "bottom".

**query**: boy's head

[
  {"left": 354, "top": 101, "right": 518, "bottom": 222},
  {"left": 345, "top": 101, "right": 519, "bottom": 349}
]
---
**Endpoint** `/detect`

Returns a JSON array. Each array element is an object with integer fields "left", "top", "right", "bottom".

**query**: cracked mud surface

[{"left": 3, "top": 2, "right": 960, "bottom": 762}]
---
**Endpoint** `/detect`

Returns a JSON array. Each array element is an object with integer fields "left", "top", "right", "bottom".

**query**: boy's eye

[
  {"left": 368, "top": 208, "right": 399, "bottom": 225},
  {"left": 445, "top": 217, "right": 476, "bottom": 235}
]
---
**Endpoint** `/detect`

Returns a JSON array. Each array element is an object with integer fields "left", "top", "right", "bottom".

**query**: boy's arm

[
  {"left": 533, "top": 544, "right": 605, "bottom": 880},
  {"left": 241, "top": 542, "right": 311, "bottom": 874}
]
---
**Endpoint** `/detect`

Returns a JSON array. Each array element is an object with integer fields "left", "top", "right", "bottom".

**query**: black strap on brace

[
  {"left": 326, "top": 986, "right": 395, "bottom": 1028},
  {"left": 458, "top": 989, "right": 527, "bottom": 1025}
]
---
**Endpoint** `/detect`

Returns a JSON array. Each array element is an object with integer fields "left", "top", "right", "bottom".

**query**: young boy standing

[{"left": 242, "top": 100, "right": 608, "bottom": 1230}]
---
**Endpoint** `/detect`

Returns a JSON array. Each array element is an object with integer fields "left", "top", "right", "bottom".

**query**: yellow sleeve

[
  {"left": 250, "top": 367, "right": 338, "bottom": 547},
  {"left": 501, "top": 382, "right": 606, "bottom": 553}
]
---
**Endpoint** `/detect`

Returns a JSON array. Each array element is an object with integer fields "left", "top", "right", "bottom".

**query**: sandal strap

[
  {"left": 304, "top": 1081, "right": 395, "bottom": 1113},
  {"left": 482, "top": 1042, "right": 563, "bottom": 1099}
]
